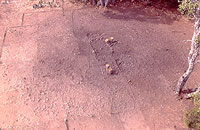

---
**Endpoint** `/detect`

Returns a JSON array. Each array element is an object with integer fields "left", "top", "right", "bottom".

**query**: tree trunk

[{"left": 176, "top": 18, "right": 200, "bottom": 95}]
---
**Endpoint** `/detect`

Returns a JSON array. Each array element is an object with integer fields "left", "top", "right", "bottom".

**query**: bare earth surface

[{"left": 0, "top": 0, "right": 200, "bottom": 129}]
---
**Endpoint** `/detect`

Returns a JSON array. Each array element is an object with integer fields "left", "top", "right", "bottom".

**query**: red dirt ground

[{"left": 0, "top": 0, "right": 200, "bottom": 129}]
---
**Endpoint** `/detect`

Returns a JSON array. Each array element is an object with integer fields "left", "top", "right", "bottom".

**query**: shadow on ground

[{"left": 102, "top": 2, "right": 180, "bottom": 24}]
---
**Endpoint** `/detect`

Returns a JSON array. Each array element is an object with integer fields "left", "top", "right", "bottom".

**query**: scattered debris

[
  {"left": 33, "top": 3, "right": 43, "bottom": 9},
  {"left": 33, "top": 0, "right": 60, "bottom": 9},
  {"left": 105, "top": 64, "right": 114, "bottom": 74},
  {"left": 105, "top": 37, "right": 117, "bottom": 47},
  {"left": 128, "top": 80, "right": 133, "bottom": 85},
  {"left": 1, "top": 0, "right": 9, "bottom": 4}
]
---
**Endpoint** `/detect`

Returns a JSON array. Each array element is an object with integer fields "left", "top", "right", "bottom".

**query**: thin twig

[
  {"left": 65, "top": 119, "right": 69, "bottom": 130},
  {"left": 21, "top": 13, "right": 25, "bottom": 26},
  {"left": 0, "top": 29, "right": 8, "bottom": 59},
  {"left": 62, "top": 0, "right": 65, "bottom": 16}
]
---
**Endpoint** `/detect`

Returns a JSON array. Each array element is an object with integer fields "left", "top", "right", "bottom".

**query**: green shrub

[
  {"left": 185, "top": 92, "right": 200, "bottom": 130},
  {"left": 185, "top": 107, "right": 200, "bottom": 130},
  {"left": 178, "top": 0, "right": 198, "bottom": 18}
]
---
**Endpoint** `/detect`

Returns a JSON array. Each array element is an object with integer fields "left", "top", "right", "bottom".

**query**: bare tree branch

[
  {"left": 183, "top": 40, "right": 193, "bottom": 43},
  {"left": 187, "top": 88, "right": 200, "bottom": 99},
  {"left": 195, "top": 60, "right": 200, "bottom": 64}
]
